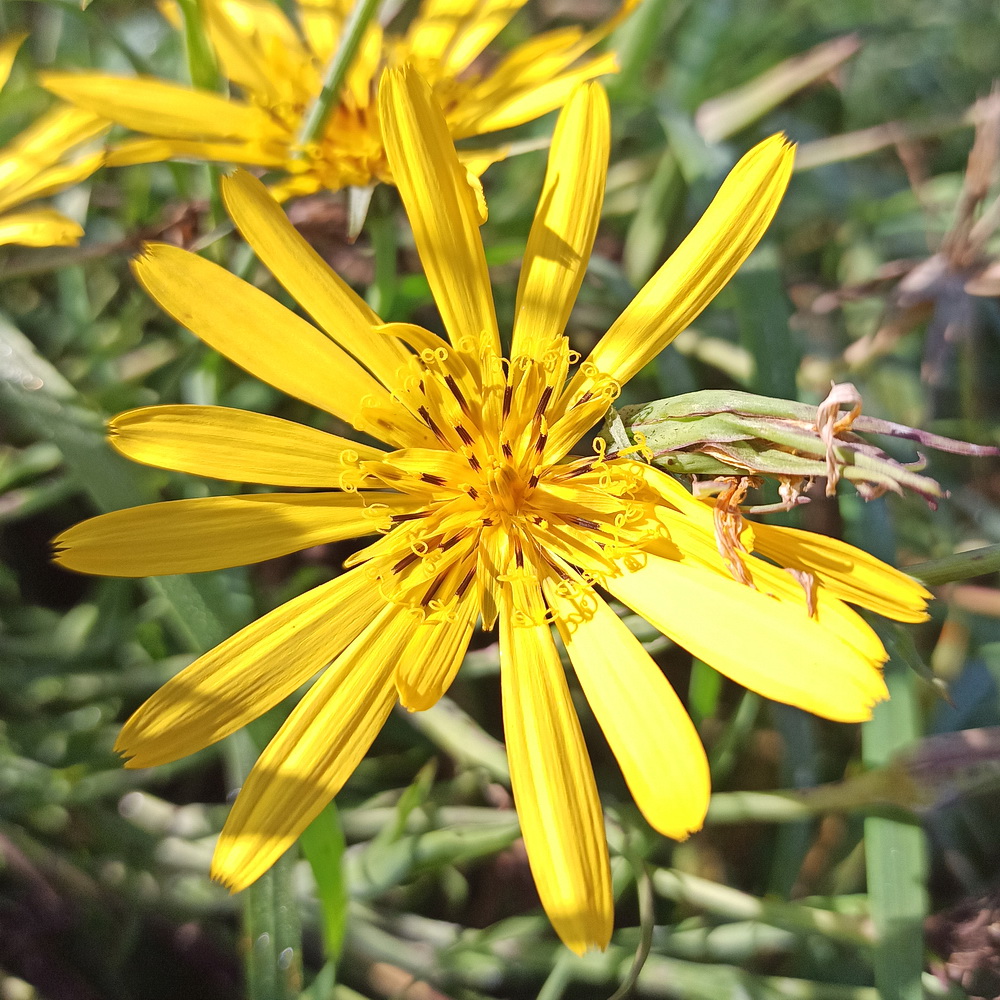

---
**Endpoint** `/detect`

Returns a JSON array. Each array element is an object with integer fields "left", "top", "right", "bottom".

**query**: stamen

[
  {"left": 420, "top": 472, "right": 448, "bottom": 487},
  {"left": 468, "top": 454, "right": 482, "bottom": 472},
  {"left": 393, "top": 550, "right": 421, "bottom": 574},
  {"left": 563, "top": 515, "right": 601, "bottom": 530},
  {"left": 527, "top": 473, "right": 540, "bottom": 489},
  {"left": 502, "top": 384, "right": 513, "bottom": 420},
  {"left": 417, "top": 405, "right": 450, "bottom": 446},
  {"left": 456, "top": 567, "right": 476, "bottom": 597},
  {"left": 534, "top": 385, "right": 554, "bottom": 422},
  {"left": 440, "top": 528, "right": 471, "bottom": 552},
  {"left": 421, "top": 574, "right": 446, "bottom": 607},
  {"left": 455, "top": 424, "right": 475, "bottom": 447},
  {"left": 564, "top": 461, "right": 596, "bottom": 479},
  {"left": 467, "top": 486, "right": 479, "bottom": 499},
  {"left": 534, "top": 432, "right": 548, "bottom": 455},
  {"left": 391, "top": 511, "right": 430, "bottom": 523},
  {"left": 501, "top": 442, "right": 513, "bottom": 459},
  {"left": 444, "top": 374, "right": 470, "bottom": 416},
  {"left": 574, "top": 391, "right": 593, "bottom": 408}
]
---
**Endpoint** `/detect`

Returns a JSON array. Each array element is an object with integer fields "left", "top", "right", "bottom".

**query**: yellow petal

[
  {"left": 41, "top": 73, "right": 280, "bottom": 143},
  {"left": 0, "top": 106, "right": 107, "bottom": 207},
  {"left": 220, "top": 170, "right": 414, "bottom": 392},
  {"left": 0, "top": 151, "right": 106, "bottom": 217},
  {"left": 0, "top": 33, "right": 27, "bottom": 92},
  {"left": 378, "top": 65, "right": 500, "bottom": 362},
  {"left": 499, "top": 585, "right": 613, "bottom": 954},
  {"left": 53, "top": 492, "right": 406, "bottom": 576},
  {"left": 116, "top": 568, "right": 382, "bottom": 767},
  {"left": 583, "top": 134, "right": 795, "bottom": 389},
  {"left": 213, "top": 604, "right": 415, "bottom": 890},
  {"left": 406, "top": 0, "right": 528, "bottom": 79},
  {"left": 607, "top": 552, "right": 889, "bottom": 723},
  {"left": 0, "top": 209, "right": 83, "bottom": 247},
  {"left": 751, "top": 521, "right": 931, "bottom": 623},
  {"left": 546, "top": 579, "right": 710, "bottom": 840},
  {"left": 109, "top": 404, "right": 384, "bottom": 485},
  {"left": 104, "top": 137, "right": 285, "bottom": 169},
  {"left": 396, "top": 586, "right": 478, "bottom": 710},
  {"left": 510, "top": 83, "right": 609, "bottom": 363},
  {"left": 200, "top": 0, "right": 305, "bottom": 106},
  {"left": 459, "top": 52, "right": 619, "bottom": 137},
  {"left": 131, "top": 243, "right": 410, "bottom": 444}
]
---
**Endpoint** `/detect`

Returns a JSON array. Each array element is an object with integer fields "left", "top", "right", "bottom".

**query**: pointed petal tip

[{"left": 209, "top": 857, "right": 247, "bottom": 894}]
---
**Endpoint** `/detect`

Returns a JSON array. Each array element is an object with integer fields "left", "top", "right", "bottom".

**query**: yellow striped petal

[
  {"left": 105, "top": 137, "right": 285, "bottom": 169},
  {"left": 200, "top": 0, "right": 305, "bottom": 106},
  {"left": 220, "top": 170, "right": 414, "bottom": 391},
  {"left": 546, "top": 580, "right": 710, "bottom": 840},
  {"left": 0, "top": 106, "right": 106, "bottom": 200},
  {"left": 608, "top": 553, "right": 889, "bottom": 723},
  {"left": 751, "top": 522, "right": 931, "bottom": 623},
  {"left": 116, "top": 568, "right": 382, "bottom": 768},
  {"left": 213, "top": 604, "right": 415, "bottom": 890},
  {"left": 378, "top": 65, "right": 500, "bottom": 362},
  {"left": 0, "top": 33, "right": 27, "bottom": 91},
  {"left": 396, "top": 587, "right": 478, "bottom": 710},
  {"left": 41, "top": 73, "right": 279, "bottom": 143},
  {"left": 406, "top": 0, "right": 527, "bottom": 79},
  {"left": 500, "top": 586, "right": 613, "bottom": 954},
  {"left": 460, "top": 53, "right": 619, "bottom": 136},
  {"left": 131, "top": 243, "right": 411, "bottom": 444},
  {"left": 109, "top": 405, "right": 384, "bottom": 485},
  {"left": 0, "top": 152, "right": 105, "bottom": 217},
  {"left": 510, "top": 83, "right": 609, "bottom": 363},
  {"left": 53, "top": 492, "right": 407, "bottom": 576},
  {"left": 584, "top": 135, "right": 794, "bottom": 388},
  {"left": 0, "top": 209, "right": 82, "bottom": 247}
]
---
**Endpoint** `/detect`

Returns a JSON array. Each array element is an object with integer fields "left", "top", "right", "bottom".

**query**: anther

[
  {"left": 455, "top": 424, "right": 474, "bottom": 447},
  {"left": 391, "top": 511, "right": 430, "bottom": 523},
  {"left": 564, "top": 461, "right": 596, "bottom": 479},
  {"left": 501, "top": 442, "right": 513, "bottom": 460},
  {"left": 468, "top": 454, "right": 482, "bottom": 472},
  {"left": 564, "top": 515, "right": 601, "bottom": 530},
  {"left": 444, "top": 375, "right": 470, "bottom": 416},
  {"left": 502, "top": 384, "right": 513, "bottom": 420},
  {"left": 440, "top": 528, "right": 470, "bottom": 552},
  {"left": 420, "top": 472, "right": 447, "bottom": 487},
  {"left": 533, "top": 432, "right": 548, "bottom": 455},
  {"left": 393, "top": 550, "right": 421, "bottom": 574},
  {"left": 534, "top": 386, "right": 553, "bottom": 422},
  {"left": 456, "top": 567, "right": 476, "bottom": 597},
  {"left": 418, "top": 405, "right": 450, "bottom": 446}
]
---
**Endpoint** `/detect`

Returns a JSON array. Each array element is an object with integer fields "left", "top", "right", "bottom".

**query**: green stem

[
  {"left": 862, "top": 636, "right": 928, "bottom": 1000},
  {"left": 295, "top": 0, "right": 383, "bottom": 150},
  {"left": 365, "top": 184, "right": 398, "bottom": 315},
  {"left": 906, "top": 542, "right": 1000, "bottom": 585}
]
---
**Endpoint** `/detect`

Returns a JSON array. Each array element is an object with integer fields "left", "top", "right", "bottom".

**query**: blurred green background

[{"left": 3, "top": 0, "right": 1000, "bottom": 997}]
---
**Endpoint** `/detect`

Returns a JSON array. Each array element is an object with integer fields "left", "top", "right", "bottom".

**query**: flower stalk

[{"left": 608, "top": 382, "right": 998, "bottom": 507}]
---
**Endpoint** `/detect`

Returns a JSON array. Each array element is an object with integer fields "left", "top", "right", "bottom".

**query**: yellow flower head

[
  {"left": 42, "top": 0, "right": 637, "bottom": 200},
  {"left": 54, "top": 71, "right": 930, "bottom": 953},
  {"left": 0, "top": 34, "right": 107, "bottom": 247}
]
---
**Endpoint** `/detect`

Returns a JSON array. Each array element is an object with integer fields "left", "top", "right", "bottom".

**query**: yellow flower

[
  {"left": 0, "top": 35, "right": 107, "bottom": 247},
  {"left": 42, "top": 0, "right": 636, "bottom": 201},
  {"left": 54, "top": 70, "right": 930, "bottom": 953}
]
